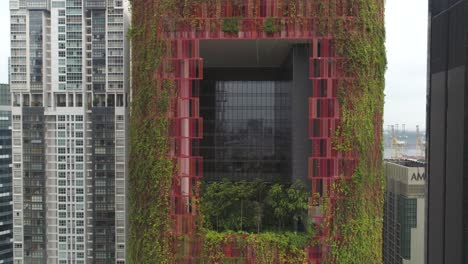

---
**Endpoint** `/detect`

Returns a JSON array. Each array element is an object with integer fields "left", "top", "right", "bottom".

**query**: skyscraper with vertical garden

[{"left": 128, "top": 0, "right": 386, "bottom": 263}]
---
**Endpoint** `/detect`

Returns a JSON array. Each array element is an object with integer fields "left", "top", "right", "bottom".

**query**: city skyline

[{"left": 0, "top": 0, "right": 426, "bottom": 263}]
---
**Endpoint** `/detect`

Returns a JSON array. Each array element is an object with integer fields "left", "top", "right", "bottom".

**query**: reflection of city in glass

[
  {"left": 29, "top": 11, "right": 43, "bottom": 89},
  {"left": 200, "top": 79, "right": 291, "bottom": 183}
]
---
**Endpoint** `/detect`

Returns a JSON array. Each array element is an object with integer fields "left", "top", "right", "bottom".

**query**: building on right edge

[
  {"left": 383, "top": 159, "right": 425, "bottom": 264},
  {"left": 427, "top": 0, "right": 467, "bottom": 263}
]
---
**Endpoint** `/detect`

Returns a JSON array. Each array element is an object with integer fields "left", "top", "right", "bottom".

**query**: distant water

[
  {"left": 382, "top": 130, "right": 426, "bottom": 160},
  {"left": 383, "top": 146, "right": 424, "bottom": 160}
]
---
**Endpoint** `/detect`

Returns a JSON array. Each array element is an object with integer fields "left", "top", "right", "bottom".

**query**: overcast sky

[
  {"left": 0, "top": 3, "right": 10, "bottom": 85},
  {"left": 385, "top": 0, "right": 428, "bottom": 130},
  {"left": 0, "top": 0, "right": 428, "bottom": 130}
]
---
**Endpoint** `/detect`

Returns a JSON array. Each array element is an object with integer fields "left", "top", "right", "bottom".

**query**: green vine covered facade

[{"left": 128, "top": 0, "right": 385, "bottom": 263}]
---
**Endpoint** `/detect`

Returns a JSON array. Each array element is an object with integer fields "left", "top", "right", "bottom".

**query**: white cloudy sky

[
  {"left": 0, "top": 3, "right": 10, "bottom": 84},
  {"left": 0, "top": 0, "right": 428, "bottom": 130},
  {"left": 385, "top": 0, "right": 428, "bottom": 130}
]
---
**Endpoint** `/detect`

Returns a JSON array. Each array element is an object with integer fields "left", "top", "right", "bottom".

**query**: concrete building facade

[
  {"left": 384, "top": 160, "right": 425, "bottom": 264},
  {"left": 9, "top": 0, "right": 129, "bottom": 263}
]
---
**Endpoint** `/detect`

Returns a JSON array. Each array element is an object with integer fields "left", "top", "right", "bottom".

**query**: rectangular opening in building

[{"left": 198, "top": 40, "right": 312, "bottom": 184}]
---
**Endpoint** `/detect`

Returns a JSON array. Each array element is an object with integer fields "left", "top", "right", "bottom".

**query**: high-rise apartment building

[
  {"left": 0, "top": 83, "right": 13, "bottom": 264},
  {"left": 427, "top": 1, "right": 468, "bottom": 263},
  {"left": 383, "top": 160, "right": 425, "bottom": 264},
  {"left": 9, "top": 1, "right": 129, "bottom": 263}
]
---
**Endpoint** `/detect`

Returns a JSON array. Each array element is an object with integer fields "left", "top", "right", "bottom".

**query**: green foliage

[
  {"left": 201, "top": 179, "right": 264, "bottom": 232},
  {"left": 246, "top": 232, "right": 308, "bottom": 264},
  {"left": 201, "top": 179, "right": 309, "bottom": 233},
  {"left": 263, "top": 17, "right": 281, "bottom": 34},
  {"left": 318, "top": 0, "right": 386, "bottom": 263},
  {"left": 266, "top": 181, "right": 309, "bottom": 230},
  {"left": 203, "top": 230, "right": 227, "bottom": 263},
  {"left": 128, "top": 0, "right": 385, "bottom": 262},
  {"left": 222, "top": 17, "right": 241, "bottom": 34},
  {"left": 128, "top": 0, "right": 178, "bottom": 263},
  {"left": 202, "top": 231, "right": 310, "bottom": 263}
]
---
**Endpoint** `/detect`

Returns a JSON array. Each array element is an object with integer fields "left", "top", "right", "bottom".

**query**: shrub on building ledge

[
  {"left": 221, "top": 17, "right": 241, "bottom": 34},
  {"left": 263, "top": 17, "right": 281, "bottom": 34}
]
